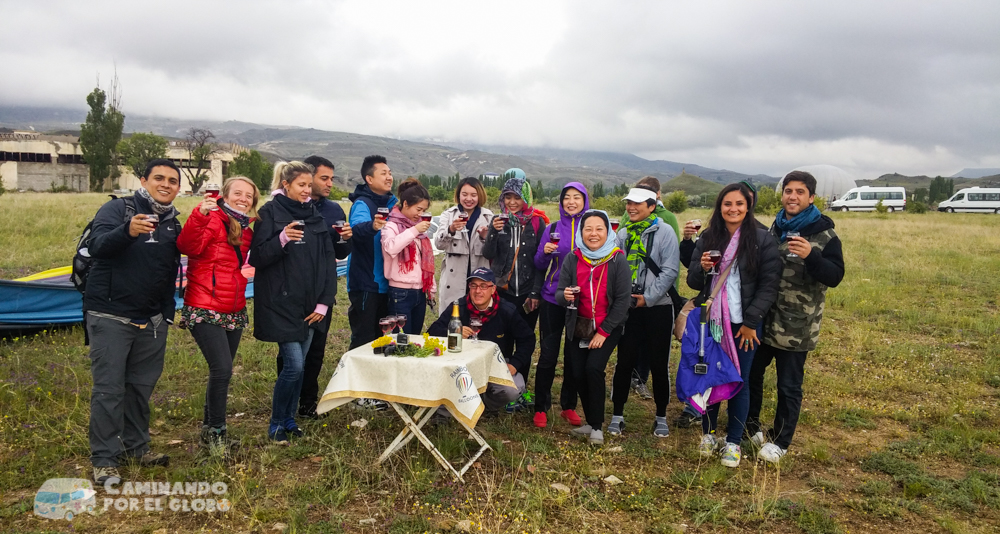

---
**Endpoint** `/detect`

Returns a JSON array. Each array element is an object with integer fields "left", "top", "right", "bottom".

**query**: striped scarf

[{"left": 624, "top": 216, "right": 655, "bottom": 282}]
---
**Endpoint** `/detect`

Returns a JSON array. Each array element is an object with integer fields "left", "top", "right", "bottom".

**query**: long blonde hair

[
  {"left": 222, "top": 176, "right": 260, "bottom": 246},
  {"left": 269, "top": 161, "right": 315, "bottom": 192}
]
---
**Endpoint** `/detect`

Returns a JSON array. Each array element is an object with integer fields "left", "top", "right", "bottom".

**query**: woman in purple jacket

[{"left": 531, "top": 182, "right": 590, "bottom": 428}]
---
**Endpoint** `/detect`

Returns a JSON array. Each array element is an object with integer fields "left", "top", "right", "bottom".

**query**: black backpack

[{"left": 71, "top": 195, "right": 135, "bottom": 293}]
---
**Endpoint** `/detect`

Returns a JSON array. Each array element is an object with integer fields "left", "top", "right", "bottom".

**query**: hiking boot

[
  {"left": 674, "top": 410, "right": 701, "bottom": 428},
  {"left": 121, "top": 451, "right": 169, "bottom": 467},
  {"left": 93, "top": 466, "right": 121, "bottom": 485},
  {"left": 200, "top": 426, "right": 240, "bottom": 449},
  {"left": 758, "top": 443, "right": 787, "bottom": 464},
  {"left": 559, "top": 409, "right": 582, "bottom": 426},
  {"left": 721, "top": 443, "right": 742, "bottom": 468},
  {"left": 652, "top": 419, "right": 670, "bottom": 438},
  {"left": 589, "top": 429, "right": 604, "bottom": 446},
  {"left": 533, "top": 412, "right": 547, "bottom": 428},
  {"left": 699, "top": 434, "right": 720, "bottom": 458},
  {"left": 607, "top": 417, "right": 625, "bottom": 436},
  {"left": 570, "top": 425, "right": 593, "bottom": 439},
  {"left": 631, "top": 378, "right": 653, "bottom": 400}
]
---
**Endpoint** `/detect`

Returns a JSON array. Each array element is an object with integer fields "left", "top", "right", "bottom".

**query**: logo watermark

[{"left": 34, "top": 477, "right": 231, "bottom": 521}]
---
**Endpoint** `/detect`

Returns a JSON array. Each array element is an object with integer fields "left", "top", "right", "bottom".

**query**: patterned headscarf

[{"left": 499, "top": 169, "right": 535, "bottom": 224}]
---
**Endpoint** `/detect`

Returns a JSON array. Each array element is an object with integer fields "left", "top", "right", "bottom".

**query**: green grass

[{"left": 3, "top": 192, "right": 1000, "bottom": 532}]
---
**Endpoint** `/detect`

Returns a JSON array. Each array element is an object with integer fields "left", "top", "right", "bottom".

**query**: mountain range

[{"left": 1, "top": 105, "right": 775, "bottom": 188}]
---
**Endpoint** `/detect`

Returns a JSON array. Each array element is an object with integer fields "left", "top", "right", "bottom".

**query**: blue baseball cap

[{"left": 467, "top": 268, "right": 495, "bottom": 284}]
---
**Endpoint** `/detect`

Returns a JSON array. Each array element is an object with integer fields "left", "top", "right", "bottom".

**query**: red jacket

[{"left": 177, "top": 206, "right": 253, "bottom": 314}]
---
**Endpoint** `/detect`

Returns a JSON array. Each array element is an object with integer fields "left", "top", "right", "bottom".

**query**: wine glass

[
  {"left": 497, "top": 213, "right": 509, "bottom": 235},
  {"left": 146, "top": 214, "right": 159, "bottom": 243},
  {"left": 457, "top": 211, "right": 470, "bottom": 235},
  {"left": 379, "top": 317, "right": 393, "bottom": 336},
  {"left": 707, "top": 250, "right": 722, "bottom": 275},
  {"left": 292, "top": 220, "right": 306, "bottom": 245},
  {"left": 567, "top": 286, "right": 581, "bottom": 310},
  {"left": 333, "top": 220, "right": 347, "bottom": 243},
  {"left": 550, "top": 232, "right": 561, "bottom": 247},
  {"left": 609, "top": 219, "right": 620, "bottom": 233},
  {"left": 786, "top": 231, "right": 801, "bottom": 258},
  {"left": 206, "top": 184, "right": 221, "bottom": 211},
  {"left": 469, "top": 317, "right": 482, "bottom": 342},
  {"left": 394, "top": 314, "right": 407, "bottom": 334},
  {"left": 691, "top": 219, "right": 703, "bottom": 234},
  {"left": 376, "top": 207, "right": 390, "bottom": 221}
]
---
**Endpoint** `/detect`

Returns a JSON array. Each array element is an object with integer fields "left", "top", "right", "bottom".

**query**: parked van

[
  {"left": 937, "top": 187, "right": 1000, "bottom": 213},
  {"left": 830, "top": 186, "right": 906, "bottom": 212},
  {"left": 34, "top": 478, "right": 96, "bottom": 521}
]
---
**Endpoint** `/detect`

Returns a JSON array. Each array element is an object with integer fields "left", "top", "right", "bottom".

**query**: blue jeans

[
  {"left": 270, "top": 329, "right": 315, "bottom": 431},
  {"left": 702, "top": 323, "right": 761, "bottom": 444},
  {"left": 388, "top": 287, "right": 426, "bottom": 335}
]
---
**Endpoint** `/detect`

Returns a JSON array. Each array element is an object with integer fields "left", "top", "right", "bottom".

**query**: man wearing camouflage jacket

[{"left": 746, "top": 171, "right": 845, "bottom": 464}]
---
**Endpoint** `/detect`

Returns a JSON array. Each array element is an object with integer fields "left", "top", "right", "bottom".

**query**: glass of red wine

[
  {"left": 420, "top": 213, "right": 433, "bottom": 224},
  {"left": 334, "top": 220, "right": 347, "bottom": 243},
  {"left": 691, "top": 219, "right": 703, "bottom": 234},
  {"left": 708, "top": 249, "right": 722, "bottom": 275},
  {"left": 610, "top": 219, "right": 620, "bottom": 233},
  {"left": 376, "top": 207, "right": 390, "bottom": 221},
  {"left": 206, "top": 183, "right": 221, "bottom": 211},
  {"left": 379, "top": 318, "right": 394, "bottom": 336},
  {"left": 786, "top": 231, "right": 801, "bottom": 258},
  {"left": 292, "top": 220, "right": 306, "bottom": 245},
  {"left": 550, "top": 231, "right": 561, "bottom": 246},
  {"left": 145, "top": 214, "right": 159, "bottom": 243},
  {"left": 394, "top": 314, "right": 407, "bottom": 333},
  {"left": 469, "top": 317, "right": 483, "bottom": 342},
  {"left": 497, "top": 213, "right": 509, "bottom": 235},
  {"left": 567, "top": 286, "right": 581, "bottom": 310}
]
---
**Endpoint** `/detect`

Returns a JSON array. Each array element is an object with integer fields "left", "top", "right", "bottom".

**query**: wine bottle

[{"left": 447, "top": 302, "right": 463, "bottom": 352}]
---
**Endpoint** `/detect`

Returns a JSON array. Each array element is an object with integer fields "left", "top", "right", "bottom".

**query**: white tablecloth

[{"left": 317, "top": 336, "right": 514, "bottom": 427}]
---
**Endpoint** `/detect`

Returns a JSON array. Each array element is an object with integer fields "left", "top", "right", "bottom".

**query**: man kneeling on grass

[
  {"left": 83, "top": 159, "right": 183, "bottom": 484},
  {"left": 746, "top": 170, "right": 845, "bottom": 464},
  {"left": 427, "top": 268, "right": 535, "bottom": 412}
]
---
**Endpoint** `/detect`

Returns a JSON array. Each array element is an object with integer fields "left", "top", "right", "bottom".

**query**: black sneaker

[
  {"left": 674, "top": 410, "right": 701, "bottom": 428},
  {"left": 200, "top": 426, "right": 240, "bottom": 449},
  {"left": 298, "top": 407, "right": 321, "bottom": 420},
  {"left": 285, "top": 425, "right": 304, "bottom": 439},
  {"left": 269, "top": 427, "right": 289, "bottom": 443}
]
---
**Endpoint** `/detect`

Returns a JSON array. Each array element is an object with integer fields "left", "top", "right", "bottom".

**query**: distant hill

[
  {"left": 1, "top": 105, "right": 777, "bottom": 189},
  {"left": 661, "top": 172, "right": 723, "bottom": 196},
  {"left": 951, "top": 168, "right": 1000, "bottom": 179}
]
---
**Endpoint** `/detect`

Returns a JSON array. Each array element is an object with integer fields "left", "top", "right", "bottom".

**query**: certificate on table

[{"left": 317, "top": 336, "right": 514, "bottom": 427}]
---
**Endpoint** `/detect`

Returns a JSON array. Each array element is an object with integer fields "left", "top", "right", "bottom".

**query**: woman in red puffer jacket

[{"left": 177, "top": 176, "right": 259, "bottom": 449}]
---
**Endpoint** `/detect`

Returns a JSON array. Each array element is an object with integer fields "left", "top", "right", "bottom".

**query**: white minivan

[
  {"left": 937, "top": 187, "right": 1000, "bottom": 213},
  {"left": 830, "top": 186, "right": 906, "bottom": 212}
]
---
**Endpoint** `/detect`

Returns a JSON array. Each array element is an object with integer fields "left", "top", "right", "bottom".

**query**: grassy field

[{"left": 2, "top": 192, "right": 1000, "bottom": 533}]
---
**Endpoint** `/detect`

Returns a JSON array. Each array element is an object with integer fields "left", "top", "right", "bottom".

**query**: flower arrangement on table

[{"left": 372, "top": 333, "right": 447, "bottom": 357}]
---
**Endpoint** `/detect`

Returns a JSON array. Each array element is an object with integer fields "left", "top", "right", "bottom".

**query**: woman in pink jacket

[{"left": 381, "top": 179, "right": 437, "bottom": 334}]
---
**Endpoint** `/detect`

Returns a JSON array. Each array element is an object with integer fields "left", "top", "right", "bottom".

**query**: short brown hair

[
  {"left": 636, "top": 176, "right": 661, "bottom": 192},
  {"left": 454, "top": 177, "right": 486, "bottom": 208}
]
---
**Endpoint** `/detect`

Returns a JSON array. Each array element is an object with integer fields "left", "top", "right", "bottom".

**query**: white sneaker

[
  {"left": 589, "top": 429, "right": 604, "bottom": 446},
  {"left": 720, "top": 443, "right": 742, "bottom": 468},
  {"left": 570, "top": 425, "right": 593, "bottom": 438},
  {"left": 749, "top": 431, "right": 765, "bottom": 447},
  {"left": 758, "top": 442, "right": 787, "bottom": 464},
  {"left": 698, "top": 434, "right": 720, "bottom": 458}
]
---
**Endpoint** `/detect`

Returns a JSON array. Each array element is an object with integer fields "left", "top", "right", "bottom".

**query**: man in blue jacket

[
  {"left": 84, "top": 159, "right": 182, "bottom": 484},
  {"left": 346, "top": 155, "right": 397, "bottom": 349},
  {"left": 276, "top": 155, "right": 353, "bottom": 418}
]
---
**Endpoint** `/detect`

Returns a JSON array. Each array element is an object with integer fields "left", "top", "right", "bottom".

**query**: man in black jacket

[
  {"left": 277, "top": 155, "right": 353, "bottom": 418},
  {"left": 746, "top": 171, "right": 845, "bottom": 464},
  {"left": 427, "top": 268, "right": 536, "bottom": 411},
  {"left": 84, "top": 159, "right": 182, "bottom": 484}
]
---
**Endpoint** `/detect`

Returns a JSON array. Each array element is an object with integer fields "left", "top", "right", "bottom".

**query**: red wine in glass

[
  {"left": 691, "top": 219, "right": 703, "bottom": 233},
  {"left": 497, "top": 214, "right": 509, "bottom": 235},
  {"left": 550, "top": 232, "right": 561, "bottom": 246},
  {"left": 457, "top": 211, "right": 470, "bottom": 234},
  {"left": 469, "top": 318, "right": 483, "bottom": 342},
  {"left": 420, "top": 213, "right": 432, "bottom": 223},
  {"left": 610, "top": 219, "right": 620, "bottom": 232},
  {"left": 292, "top": 220, "right": 306, "bottom": 245},
  {"left": 567, "top": 286, "right": 581, "bottom": 310},
  {"left": 206, "top": 183, "right": 221, "bottom": 211},
  {"left": 394, "top": 314, "right": 407, "bottom": 333},
  {"left": 376, "top": 207, "right": 389, "bottom": 221},
  {"left": 379, "top": 318, "right": 393, "bottom": 336},
  {"left": 333, "top": 220, "right": 347, "bottom": 242},
  {"left": 146, "top": 214, "right": 159, "bottom": 243},
  {"left": 708, "top": 250, "right": 722, "bottom": 275}
]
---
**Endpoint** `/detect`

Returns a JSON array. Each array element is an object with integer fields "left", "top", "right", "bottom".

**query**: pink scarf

[
  {"left": 708, "top": 227, "right": 741, "bottom": 374},
  {"left": 387, "top": 206, "right": 435, "bottom": 295}
]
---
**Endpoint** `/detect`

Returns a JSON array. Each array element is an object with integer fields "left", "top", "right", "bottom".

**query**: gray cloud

[{"left": 1, "top": 0, "right": 998, "bottom": 178}]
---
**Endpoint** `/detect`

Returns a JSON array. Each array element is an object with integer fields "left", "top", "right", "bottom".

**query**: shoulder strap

[
  {"left": 642, "top": 228, "right": 661, "bottom": 277},
  {"left": 709, "top": 260, "right": 736, "bottom": 301},
  {"left": 121, "top": 197, "right": 136, "bottom": 223}
]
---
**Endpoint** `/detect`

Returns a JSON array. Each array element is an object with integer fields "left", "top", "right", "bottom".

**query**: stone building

[{"left": 0, "top": 131, "right": 247, "bottom": 193}]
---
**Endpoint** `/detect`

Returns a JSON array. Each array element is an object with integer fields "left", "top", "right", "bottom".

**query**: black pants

[
  {"left": 348, "top": 290, "right": 388, "bottom": 350},
  {"left": 190, "top": 322, "right": 243, "bottom": 429},
  {"left": 746, "top": 343, "right": 807, "bottom": 450},
  {"left": 612, "top": 304, "right": 673, "bottom": 417},
  {"left": 497, "top": 290, "right": 540, "bottom": 383},
  {"left": 534, "top": 300, "right": 578, "bottom": 414},
  {"left": 567, "top": 326, "right": 622, "bottom": 430},
  {"left": 277, "top": 314, "right": 330, "bottom": 415}
]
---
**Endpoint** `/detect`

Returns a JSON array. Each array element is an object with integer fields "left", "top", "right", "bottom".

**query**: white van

[
  {"left": 34, "top": 478, "right": 96, "bottom": 521},
  {"left": 937, "top": 187, "right": 1000, "bottom": 213},
  {"left": 830, "top": 186, "right": 906, "bottom": 212}
]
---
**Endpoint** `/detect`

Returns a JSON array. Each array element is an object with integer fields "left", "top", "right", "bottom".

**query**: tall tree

[
  {"left": 79, "top": 75, "right": 125, "bottom": 192},
  {"left": 227, "top": 149, "right": 274, "bottom": 192},
  {"left": 183, "top": 128, "right": 219, "bottom": 193},
  {"left": 116, "top": 132, "right": 168, "bottom": 179},
  {"left": 592, "top": 182, "right": 605, "bottom": 198}
]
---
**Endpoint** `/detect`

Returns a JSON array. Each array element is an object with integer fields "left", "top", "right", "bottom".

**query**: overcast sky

[{"left": 2, "top": 0, "right": 998, "bottom": 178}]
